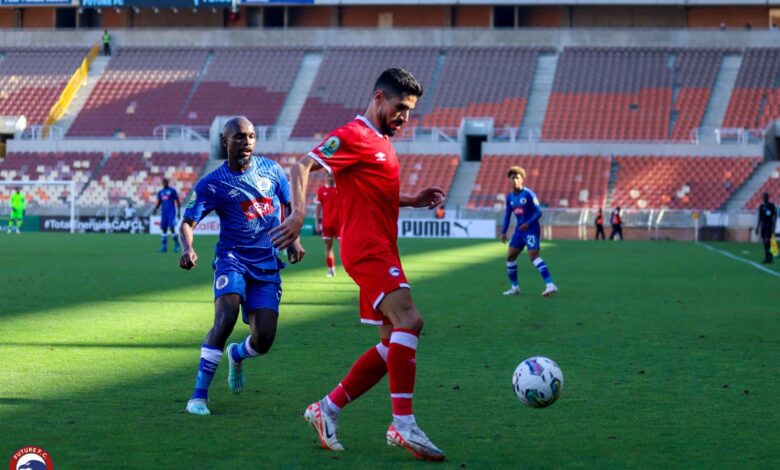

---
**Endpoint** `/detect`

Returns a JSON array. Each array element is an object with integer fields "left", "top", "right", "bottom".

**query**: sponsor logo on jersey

[
  {"left": 257, "top": 177, "right": 272, "bottom": 194},
  {"left": 514, "top": 207, "right": 524, "bottom": 215},
  {"left": 241, "top": 197, "right": 274, "bottom": 220},
  {"left": 186, "top": 191, "right": 197, "bottom": 209},
  {"left": 8, "top": 446, "right": 54, "bottom": 470},
  {"left": 318, "top": 136, "right": 340, "bottom": 159},
  {"left": 389, "top": 267, "right": 401, "bottom": 277},
  {"left": 215, "top": 274, "right": 229, "bottom": 290},
  {"left": 375, "top": 152, "right": 386, "bottom": 162},
  {"left": 229, "top": 188, "right": 241, "bottom": 198}
]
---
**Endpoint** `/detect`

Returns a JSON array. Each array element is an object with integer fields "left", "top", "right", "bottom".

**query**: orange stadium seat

[
  {"left": 0, "top": 48, "right": 90, "bottom": 125},
  {"left": 468, "top": 155, "right": 611, "bottom": 209},
  {"left": 542, "top": 48, "right": 723, "bottom": 142},
  {"left": 0, "top": 152, "right": 102, "bottom": 206},
  {"left": 78, "top": 152, "right": 208, "bottom": 207},
  {"left": 612, "top": 155, "right": 761, "bottom": 210},
  {"left": 723, "top": 48, "right": 780, "bottom": 130}
]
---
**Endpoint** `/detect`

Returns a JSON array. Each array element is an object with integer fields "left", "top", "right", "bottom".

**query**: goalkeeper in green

[{"left": 8, "top": 187, "right": 25, "bottom": 234}]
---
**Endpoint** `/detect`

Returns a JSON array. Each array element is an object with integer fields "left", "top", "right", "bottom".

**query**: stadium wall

[
  {"left": 687, "top": 6, "right": 770, "bottom": 28},
  {"left": 482, "top": 142, "right": 764, "bottom": 158},
  {"left": 568, "top": 6, "right": 686, "bottom": 28},
  {"left": 1, "top": 27, "right": 780, "bottom": 49},
  {"left": 0, "top": 9, "right": 16, "bottom": 28}
]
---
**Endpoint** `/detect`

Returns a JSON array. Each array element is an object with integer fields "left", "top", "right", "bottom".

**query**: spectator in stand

[{"left": 103, "top": 30, "right": 111, "bottom": 57}]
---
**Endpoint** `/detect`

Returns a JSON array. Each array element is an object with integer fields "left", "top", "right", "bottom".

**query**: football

[{"left": 512, "top": 357, "right": 564, "bottom": 408}]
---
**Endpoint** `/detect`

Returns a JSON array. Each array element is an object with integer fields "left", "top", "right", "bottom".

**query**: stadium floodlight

[{"left": 0, "top": 180, "right": 77, "bottom": 233}]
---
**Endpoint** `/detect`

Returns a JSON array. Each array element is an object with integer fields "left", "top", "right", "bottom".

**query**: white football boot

[
  {"left": 304, "top": 400, "right": 344, "bottom": 451},
  {"left": 542, "top": 283, "right": 558, "bottom": 297},
  {"left": 386, "top": 422, "right": 445, "bottom": 461},
  {"left": 502, "top": 286, "right": 520, "bottom": 296}
]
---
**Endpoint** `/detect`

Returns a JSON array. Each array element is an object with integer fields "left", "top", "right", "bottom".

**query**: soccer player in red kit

[
  {"left": 315, "top": 173, "right": 341, "bottom": 277},
  {"left": 270, "top": 68, "right": 446, "bottom": 461}
]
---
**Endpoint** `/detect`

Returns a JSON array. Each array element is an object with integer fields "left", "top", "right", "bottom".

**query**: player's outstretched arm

[
  {"left": 400, "top": 186, "right": 446, "bottom": 209},
  {"left": 179, "top": 218, "right": 198, "bottom": 270},
  {"left": 270, "top": 157, "right": 321, "bottom": 249}
]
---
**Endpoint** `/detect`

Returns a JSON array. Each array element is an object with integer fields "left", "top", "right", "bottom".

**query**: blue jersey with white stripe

[
  {"left": 183, "top": 156, "right": 291, "bottom": 273},
  {"left": 502, "top": 188, "right": 542, "bottom": 234},
  {"left": 157, "top": 187, "right": 179, "bottom": 218}
]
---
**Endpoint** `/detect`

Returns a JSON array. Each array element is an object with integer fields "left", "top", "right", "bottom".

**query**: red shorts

[
  {"left": 345, "top": 255, "right": 410, "bottom": 325},
  {"left": 321, "top": 225, "right": 341, "bottom": 240}
]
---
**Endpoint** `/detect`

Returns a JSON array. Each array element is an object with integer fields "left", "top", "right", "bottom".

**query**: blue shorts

[
  {"left": 509, "top": 229, "right": 541, "bottom": 251},
  {"left": 160, "top": 215, "right": 177, "bottom": 232},
  {"left": 213, "top": 268, "right": 282, "bottom": 324}
]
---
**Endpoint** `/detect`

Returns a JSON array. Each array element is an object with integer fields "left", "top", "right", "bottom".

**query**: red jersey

[
  {"left": 316, "top": 185, "right": 341, "bottom": 228},
  {"left": 308, "top": 116, "right": 400, "bottom": 269}
]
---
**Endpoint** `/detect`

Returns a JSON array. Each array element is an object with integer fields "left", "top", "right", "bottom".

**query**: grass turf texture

[{"left": 0, "top": 234, "right": 778, "bottom": 469}]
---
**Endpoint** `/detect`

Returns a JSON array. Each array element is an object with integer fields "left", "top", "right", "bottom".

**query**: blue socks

[
  {"left": 506, "top": 261, "right": 519, "bottom": 288},
  {"left": 230, "top": 336, "right": 261, "bottom": 364},
  {"left": 192, "top": 344, "right": 222, "bottom": 400},
  {"left": 161, "top": 234, "right": 168, "bottom": 250},
  {"left": 533, "top": 258, "right": 553, "bottom": 284}
]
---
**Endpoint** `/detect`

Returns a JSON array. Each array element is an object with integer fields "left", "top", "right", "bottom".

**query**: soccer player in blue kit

[
  {"left": 500, "top": 165, "right": 558, "bottom": 297},
  {"left": 179, "top": 117, "right": 305, "bottom": 416},
  {"left": 153, "top": 178, "right": 180, "bottom": 252}
]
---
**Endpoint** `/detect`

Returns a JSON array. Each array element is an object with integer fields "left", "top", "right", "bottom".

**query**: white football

[{"left": 512, "top": 356, "right": 564, "bottom": 408}]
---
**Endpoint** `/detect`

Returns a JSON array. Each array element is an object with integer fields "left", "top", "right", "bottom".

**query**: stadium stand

[
  {"left": 468, "top": 154, "right": 611, "bottom": 210},
  {"left": 612, "top": 155, "right": 761, "bottom": 210},
  {"left": 0, "top": 48, "right": 90, "bottom": 125},
  {"left": 78, "top": 152, "right": 208, "bottom": 207},
  {"left": 543, "top": 47, "right": 723, "bottom": 142},
  {"left": 421, "top": 47, "right": 545, "bottom": 129},
  {"left": 0, "top": 152, "right": 102, "bottom": 206},
  {"left": 68, "top": 48, "right": 208, "bottom": 137},
  {"left": 722, "top": 48, "right": 780, "bottom": 131},
  {"left": 670, "top": 49, "right": 723, "bottom": 141},
  {"left": 291, "top": 47, "right": 439, "bottom": 138},
  {"left": 181, "top": 48, "right": 304, "bottom": 127},
  {"left": 265, "top": 153, "right": 460, "bottom": 204},
  {"left": 745, "top": 171, "right": 780, "bottom": 210}
]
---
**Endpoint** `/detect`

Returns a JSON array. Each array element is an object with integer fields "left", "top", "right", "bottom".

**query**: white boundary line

[{"left": 700, "top": 243, "right": 780, "bottom": 277}]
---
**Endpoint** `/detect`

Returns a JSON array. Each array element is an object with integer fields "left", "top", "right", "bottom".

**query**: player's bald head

[{"left": 222, "top": 116, "right": 253, "bottom": 138}]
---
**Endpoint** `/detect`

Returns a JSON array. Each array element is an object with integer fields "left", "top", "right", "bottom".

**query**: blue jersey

[
  {"left": 502, "top": 188, "right": 542, "bottom": 235},
  {"left": 157, "top": 187, "right": 179, "bottom": 218},
  {"left": 183, "top": 156, "right": 291, "bottom": 276}
]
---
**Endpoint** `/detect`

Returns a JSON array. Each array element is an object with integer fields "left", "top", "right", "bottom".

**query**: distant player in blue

[
  {"left": 153, "top": 178, "right": 180, "bottom": 252},
  {"left": 179, "top": 117, "right": 305, "bottom": 416},
  {"left": 500, "top": 165, "right": 558, "bottom": 297}
]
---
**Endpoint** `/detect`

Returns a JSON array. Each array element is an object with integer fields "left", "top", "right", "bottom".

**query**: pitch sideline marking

[{"left": 700, "top": 243, "right": 780, "bottom": 277}]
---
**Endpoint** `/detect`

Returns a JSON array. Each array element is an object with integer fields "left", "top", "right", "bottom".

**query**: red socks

[
  {"left": 326, "top": 256, "right": 335, "bottom": 269},
  {"left": 327, "top": 339, "right": 389, "bottom": 409},
  {"left": 387, "top": 328, "right": 418, "bottom": 417}
]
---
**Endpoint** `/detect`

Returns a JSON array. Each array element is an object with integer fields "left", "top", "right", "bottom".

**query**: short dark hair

[{"left": 374, "top": 68, "right": 423, "bottom": 99}]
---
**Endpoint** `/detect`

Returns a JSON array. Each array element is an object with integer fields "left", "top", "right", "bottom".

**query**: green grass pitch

[{"left": 0, "top": 234, "right": 778, "bottom": 469}]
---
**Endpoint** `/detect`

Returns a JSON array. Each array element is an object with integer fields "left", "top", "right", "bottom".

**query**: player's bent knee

[{"left": 250, "top": 330, "right": 276, "bottom": 354}]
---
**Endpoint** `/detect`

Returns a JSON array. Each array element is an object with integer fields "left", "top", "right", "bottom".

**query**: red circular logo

[{"left": 8, "top": 446, "right": 53, "bottom": 470}]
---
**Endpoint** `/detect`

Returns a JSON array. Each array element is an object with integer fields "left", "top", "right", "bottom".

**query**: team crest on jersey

[
  {"left": 241, "top": 197, "right": 274, "bottom": 220},
  {"left": 215, "top": 275, "right": 229, "bottom": 290},
  {"left": 520, "top": 198, "right": 527, "bottom": 204},
  {"left": 257, "top": 177, "right": 272, "bottom": 194},
  {"left": 319, "top": 136, "right": 340, "bottom": 159},
  {"left": 186, "top": 191, "right": 197, "bottom": 209},
  {"left": 389, "top": 267, "right": 401, "bottom": 277}
]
